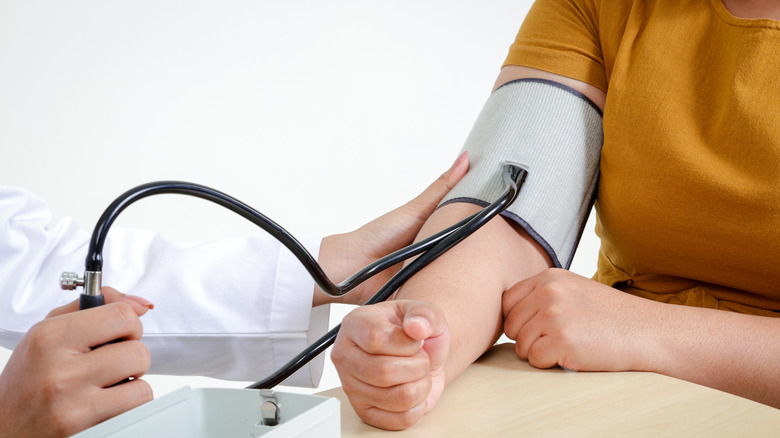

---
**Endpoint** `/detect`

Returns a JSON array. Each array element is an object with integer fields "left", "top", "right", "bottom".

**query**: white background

[{"left": 1, "top": 0, "right": 599, "bottom": 396}]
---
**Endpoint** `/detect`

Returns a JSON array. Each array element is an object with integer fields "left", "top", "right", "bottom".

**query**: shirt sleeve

[
  {"left": 504, "top": 0, "right": 607, "bottom": 92},
  {"left": 0, "top": 185, "right": 329, "bottom": 387}
]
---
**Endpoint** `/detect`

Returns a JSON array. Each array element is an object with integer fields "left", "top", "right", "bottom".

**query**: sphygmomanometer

[{"left": 60, "top": 77, "right": 602, "bottom": 400}]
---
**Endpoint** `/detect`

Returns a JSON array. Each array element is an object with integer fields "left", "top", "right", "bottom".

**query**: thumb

[
  {"left": 401, "top": 301, "right": 446, "bottom": 341},
  {"left": 400, "top": 301, "right": 451, "bottom": 371}
]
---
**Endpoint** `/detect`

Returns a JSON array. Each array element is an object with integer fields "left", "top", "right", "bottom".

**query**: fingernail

[
  {"left": 407, "top": 316, "right": 430, "bottom": 330},
  {"left": 452, "top": 151, "right": 467, "bottom": 168},
  {"left": 124, "top": 295, "right": 155, "bottom": 310}
]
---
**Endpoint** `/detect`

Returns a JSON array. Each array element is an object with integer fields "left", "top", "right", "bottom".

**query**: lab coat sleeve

[{"left": 0, "top": 185, "right": 329, "bottom": 387}]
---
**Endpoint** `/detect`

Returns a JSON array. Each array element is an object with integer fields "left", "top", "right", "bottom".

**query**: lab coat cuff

[{"left": 270, "top": 237, "right": 330, "bottom": 387}]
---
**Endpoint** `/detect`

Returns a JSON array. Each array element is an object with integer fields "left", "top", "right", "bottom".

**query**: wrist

[
  {"left": 314, "top": 233, "right": 358, "bottom": 306},
  {"left": 313, "top": 235, "right": 336, "bottom": 307},
  {"left": 624, "top": 297, "right": 677, "bottom": 374}
]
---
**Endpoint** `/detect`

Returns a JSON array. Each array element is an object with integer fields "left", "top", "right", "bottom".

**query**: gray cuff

[{"left": 440, "top": 79, "right": 603, "bottom": 268}]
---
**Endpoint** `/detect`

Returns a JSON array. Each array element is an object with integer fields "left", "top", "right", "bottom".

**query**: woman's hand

[
  {"left": 315, "top": 152, "right": 468, "bottom": 306},
  {"left": 331, "top": 300, "right": 450, "bottom": 430},
  {"left": 0, "top": 288, "right": 154, "bottom": 437},
  {"left": 502, "top": 268, "right": 659, "bottom": 372}
]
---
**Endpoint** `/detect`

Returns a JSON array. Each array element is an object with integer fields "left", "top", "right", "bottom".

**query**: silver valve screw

[{"left": 60, "top": 272, "right": 85, "bottom": 290}]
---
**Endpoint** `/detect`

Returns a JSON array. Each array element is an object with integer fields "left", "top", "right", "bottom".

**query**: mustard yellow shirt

[{"left": 505, "top": 0, "right": 780, "bottom": 315}]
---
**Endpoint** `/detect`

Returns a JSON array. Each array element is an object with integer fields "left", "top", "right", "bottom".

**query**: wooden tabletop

[{"left": 319, "top": 343, "right": 780, "bottom": 436}]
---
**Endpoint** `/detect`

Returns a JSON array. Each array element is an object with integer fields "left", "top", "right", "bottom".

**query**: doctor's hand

[
  {"left": 331, "top": 300, "right": 450, "bottom": 430},
  {"left": 0, "top": 288, "right": 154, "bottom": 438},
  {"left": 502, "top": 269, "right": 659, "bottom": 372},
  {"left": 315, "top": 152, "right": 469, "bottom": 306}
]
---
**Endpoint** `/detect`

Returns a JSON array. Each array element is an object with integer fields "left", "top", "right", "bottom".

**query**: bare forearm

[
  {"left": 395, "top": 203, "right": 550, "bottom": 382},
  {"left": 644, "top": 302, "right": 780, "bottom": 407}
]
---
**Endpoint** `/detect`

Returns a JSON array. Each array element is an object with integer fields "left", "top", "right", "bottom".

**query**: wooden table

[{"left": 319, "top": 343, "right": 780, "bottom": 436}]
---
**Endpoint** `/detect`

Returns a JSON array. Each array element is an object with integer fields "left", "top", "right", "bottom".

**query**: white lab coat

[{"left": 0, "top": 185, "right": 329, "bottom": 387}]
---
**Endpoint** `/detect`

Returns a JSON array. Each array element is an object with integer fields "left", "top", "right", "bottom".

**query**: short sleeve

[{"left": 504, "top": 0, "right": 607, "bottom": 92}]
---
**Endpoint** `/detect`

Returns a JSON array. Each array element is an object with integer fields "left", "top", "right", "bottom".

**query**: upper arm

[{"left": 494, "top": 65, "right": 606, "bottom": 112}]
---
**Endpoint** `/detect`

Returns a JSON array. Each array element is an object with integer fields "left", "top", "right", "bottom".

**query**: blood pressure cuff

[{"left": 440, "top": 78, "right": 603, "bottom": 268}]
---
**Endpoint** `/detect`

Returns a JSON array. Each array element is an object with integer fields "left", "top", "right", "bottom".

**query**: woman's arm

[
  {"left": 407, "top": 66, "right": 605, "bottom": 380},
  {"left": 331, "top": 202, "right": 550, "bottom": 430},
  {"left": 502, "top": 268, "right": 780, "bottom": 408},
  {"left": 331, "top": 66, "right": 606, "bottom": 430},
  {"left": 655, "top": 301, "right": 780, "bottom": 407}
]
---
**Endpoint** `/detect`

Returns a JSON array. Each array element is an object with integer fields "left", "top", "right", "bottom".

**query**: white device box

[{"left": 72, "top": 386, "right": 340, "bottom": 437}]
